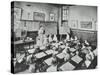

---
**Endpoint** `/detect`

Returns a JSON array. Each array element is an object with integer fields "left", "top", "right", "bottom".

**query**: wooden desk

[{"left": 13, "top": 40, "right": 34, "bottom": 52}]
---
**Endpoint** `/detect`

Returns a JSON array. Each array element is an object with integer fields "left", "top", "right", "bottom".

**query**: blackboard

[
  {"left": 40, "top": 22, "right": 57, "bottom": 35},
  {"left": 26, "top": 21, "right": 40, "bottom": 31}
]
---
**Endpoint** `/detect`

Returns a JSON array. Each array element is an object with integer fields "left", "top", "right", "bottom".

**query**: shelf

[{"left": 20, "top": 20, "right": 57, "bottom": 23}]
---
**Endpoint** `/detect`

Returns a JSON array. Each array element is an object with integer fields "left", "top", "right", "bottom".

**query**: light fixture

[{"left": 26, "top": 4, "right": 31, "bottom": 7}]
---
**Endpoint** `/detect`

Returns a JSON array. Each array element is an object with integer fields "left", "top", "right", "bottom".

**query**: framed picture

[
  {"left": 34, "top": 12, "right": 45, "bottom": 21},
  {"left": 70, "top": 20, "right": 78, "bottom": 29},
  {"left": 59, "top": 22, "right": 70, "bottom": 34},
  {"left": 80, "top": 21, "right": 92, "bottom": 29},
  {"left": 12, "top": 7, "right": 22, "bottom": 20},
  {"left": 50, "top": 13, "right": 55, "bottom": 21},
  {"left": 21, "top": 10, "right": 33, "bottom": 20}
]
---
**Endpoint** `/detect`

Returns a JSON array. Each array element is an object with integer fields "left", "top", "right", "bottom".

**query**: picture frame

[
  {"left": 13, "top": 7, "right": 22, "bottom": 20},
  {"left": 50, "top": 13, "right": 55, "bottom": 21},
  {"left": 80, "top": 21, "right": 93, "bottom": 30},
  {"left": 70, "top": 20, "right": 78, "bottom": 29},
  {"left": 33, "top": 12, "right": 45, "bottom": 21},
  {"left": 21, "top": 10, "right": 33, "bottom": 20}
]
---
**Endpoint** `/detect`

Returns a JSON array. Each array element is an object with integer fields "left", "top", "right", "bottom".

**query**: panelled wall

[{"left": 71, "top": 29, "right": 97, "bottom": 47}]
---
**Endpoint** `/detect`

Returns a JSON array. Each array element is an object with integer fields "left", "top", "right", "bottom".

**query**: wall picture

[
  {"left": 80, "top": 21, "right": 92, "bottom": 29},
  {"left": 70, "top": 20, "right": 78, "bottom": 29},
  {"left": 21, "top": 10, "right": 33, "bottom": 20},
  {"left": 13, "top": 7, "right": 22, "bottom": 20},
  {"left": 34, "top": 12, "right": 45, "bottom": 21},
  {"left": 50, "top": 13, "right": 55, "bottom": 21}
]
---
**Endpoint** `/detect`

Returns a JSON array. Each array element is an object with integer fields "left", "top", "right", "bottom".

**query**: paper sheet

[
  {"left": 45, "top": 50, "right": 53, "bottom": 55},
  {"left": 28, "top": 49, "right": 35, "bottom": 53},
  {"left": 34, "top": 52, "right": 46, "bottom": 59},
  {"left": 71, "top": 55, "right": 83, "bottom": 64},
  {"left": 44, "top": 57, "right": 53, "bottom": 65},
  {"left": 47, "top": 66, "right": 57, "bottom": 72},
  {"left": 56, "top": 53, "right": 65, "bottom": 59},
  {"left": 70, "top": 48, "right": 76, "bottom": 52},
  {"left": 60, "top": 62, "right": 75, "bottom": 70}
]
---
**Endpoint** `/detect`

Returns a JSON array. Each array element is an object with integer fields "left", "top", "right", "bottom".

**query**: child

[{"left": 28, "top": 56, "right": 36, "bottom": 73}]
